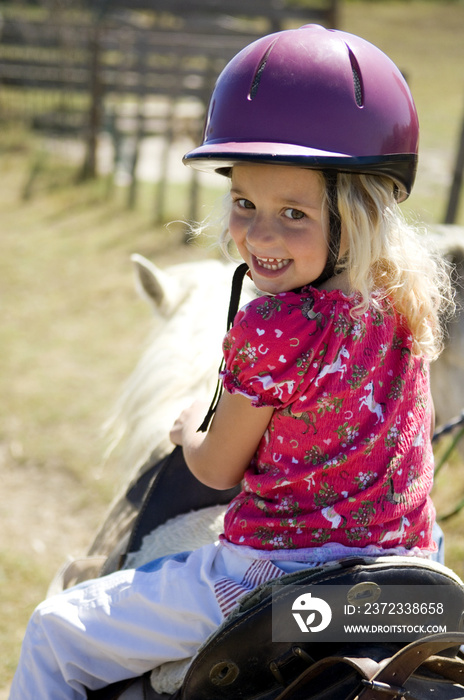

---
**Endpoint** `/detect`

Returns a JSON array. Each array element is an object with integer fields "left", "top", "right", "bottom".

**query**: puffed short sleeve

[{"left": 220, "top": 292, "right": 322, "bottom": 408}]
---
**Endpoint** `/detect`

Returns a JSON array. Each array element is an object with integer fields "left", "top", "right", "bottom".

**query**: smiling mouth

[{"left": 255, "top": 256, "right": 291, "bottom": 271}]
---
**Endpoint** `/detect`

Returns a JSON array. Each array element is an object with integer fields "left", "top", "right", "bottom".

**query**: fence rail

[{"left": 0, "top": 0, "right": 339, "bottom": 218}]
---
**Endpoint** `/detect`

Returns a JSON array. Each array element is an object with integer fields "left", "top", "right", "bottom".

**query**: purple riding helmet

[{"left": 183, "top": 24, "right": 420, "bottom": 281}]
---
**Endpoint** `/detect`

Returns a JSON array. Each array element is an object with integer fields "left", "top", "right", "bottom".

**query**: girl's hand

[
  {"left": 172, "top": 391, "right": 273, "bottom": 490},
  {"left": 169, "top": 400, "right": 209, "bottom": 446}
]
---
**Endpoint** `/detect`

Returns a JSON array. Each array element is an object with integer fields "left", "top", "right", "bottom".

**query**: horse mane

[{"left": 103, "top": 255, "right": 245, "bottom": 481}]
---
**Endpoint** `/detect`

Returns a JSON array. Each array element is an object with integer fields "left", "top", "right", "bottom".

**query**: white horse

[
  {"left": 314, "top": 345, "right": 350, "bottom": 386},
  {"left": 320, "top": 505, "right": 347, "bottom": 529},
  {"left": 251, "top": 374, "right": 296, "bottom": 401},
  {"left": 358, "top": 380, "right": 385, "bottom": 424},
  {"left": 378, "top": 516, "right": 411, "bottom": 545}
]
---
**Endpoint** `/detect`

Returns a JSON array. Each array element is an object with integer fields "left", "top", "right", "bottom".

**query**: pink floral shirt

[{"left": 220, "top": 286, "right": 436, "bottom": 553}]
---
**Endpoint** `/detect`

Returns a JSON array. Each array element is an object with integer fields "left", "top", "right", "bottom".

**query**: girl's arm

[{"left": 169, "top": 393, "right": 273, "bottom": 490}]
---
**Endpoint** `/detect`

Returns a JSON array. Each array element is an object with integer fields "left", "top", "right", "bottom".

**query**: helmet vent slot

[
  {"left": 352, "top": 67, "right": 363, "bottom": 107},
  {"left": 347, "top": 47, "right": 364, "bottom": 107},
  {"left": 248, "top": 40, "right": 278, "bottom": 101}
]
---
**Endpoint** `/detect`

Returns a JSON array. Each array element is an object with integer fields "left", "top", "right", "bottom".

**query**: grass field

[
  {"left": 1, "top": 1, "right": 464, "bottom": 694},
  {"left": 342, "top": 0, "right": 464, "bottom": 227}
]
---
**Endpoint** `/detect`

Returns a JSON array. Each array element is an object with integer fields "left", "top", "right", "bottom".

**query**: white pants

[
  {"left": 9, "top": 528, "right": 445, "bottom": 700},
  {"left": 8, "top": 542, "right": 295, "bottom": 700}
]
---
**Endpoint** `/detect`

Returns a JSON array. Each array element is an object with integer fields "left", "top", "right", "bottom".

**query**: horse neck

[{"left": 103, "top": 265, "right": 234, "bottom": 478}]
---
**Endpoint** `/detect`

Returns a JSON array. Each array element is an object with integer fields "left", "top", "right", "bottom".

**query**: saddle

[
  {"left": 86, "top": 449, "right": 464, "bottom": 700},
  {"left": 88, "top": 555, "right": 464, "bottom": 700}
]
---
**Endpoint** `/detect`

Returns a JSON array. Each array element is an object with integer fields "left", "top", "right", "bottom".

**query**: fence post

[
  {"left": 444, "top": 102, "right": 464, "bottom": 225},
  {"left": 80, "top": 18, "right": 103, "bottom": 180}
]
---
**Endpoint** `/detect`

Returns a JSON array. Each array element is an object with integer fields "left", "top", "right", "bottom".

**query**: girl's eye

[
  {"left": 236, "top": 198, "right": 254, "bottom": 210},
  {"left": 284, "top": 208, "right": 305, "bottom": 220}
]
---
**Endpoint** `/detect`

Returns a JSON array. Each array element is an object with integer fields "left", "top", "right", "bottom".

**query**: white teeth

[{"left": 255, "top": 256, "right": 290, "bottom": 271}]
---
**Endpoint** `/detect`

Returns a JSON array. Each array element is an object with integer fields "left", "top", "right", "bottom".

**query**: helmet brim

[{"left": 183, "top": 142, "right": 417, "bottom": 202}]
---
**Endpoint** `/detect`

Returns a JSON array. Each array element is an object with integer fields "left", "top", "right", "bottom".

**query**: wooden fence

[{"left": 0, "top": 0, "right": 339, "bottom": 220}]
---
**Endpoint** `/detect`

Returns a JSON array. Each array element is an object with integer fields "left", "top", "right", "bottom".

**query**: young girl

[{"left": 9, "top": 24, "right": 453, "bottom": 700}]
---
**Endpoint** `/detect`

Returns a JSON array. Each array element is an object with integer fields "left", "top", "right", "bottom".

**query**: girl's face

[{"left": 229, "top": 164, "right": 328, "bottom": 294}]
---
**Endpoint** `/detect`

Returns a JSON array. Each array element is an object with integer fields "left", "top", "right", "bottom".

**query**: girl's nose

[{"left": 246, "top": 215, "right": 278, "bottom": 248}]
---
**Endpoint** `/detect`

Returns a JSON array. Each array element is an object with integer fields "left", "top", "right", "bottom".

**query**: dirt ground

[
  {"left": 1, "top": 457, "right": 103, "bottom": 578},
  {"left": 3, "top": 417, "right": 108, "bottom": 685},
  {"left": 0, "top": 447, "right": 111, "bottom": 700}
]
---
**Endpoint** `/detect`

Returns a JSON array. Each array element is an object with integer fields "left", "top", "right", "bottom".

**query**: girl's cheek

[{"left": 229, "top": 215, "right": 245, "bottom": 243}]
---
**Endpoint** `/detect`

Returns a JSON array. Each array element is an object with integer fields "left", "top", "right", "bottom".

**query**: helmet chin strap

[
  {"left": 197, "top": 262, "right": 249, "bottom": 433},
  {"left": 310, "top": 171, "right": 342, "bottom": 288}
]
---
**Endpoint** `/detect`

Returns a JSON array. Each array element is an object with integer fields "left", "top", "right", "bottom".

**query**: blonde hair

[
  {"left": 198, "top": 171, "right": 454, "bottom": 361},
  {"left": 334, "top": 172, "right": 454, "bottom": 360}
]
